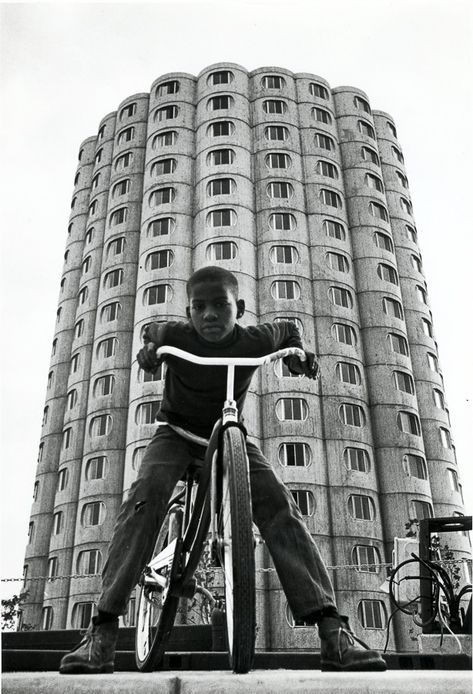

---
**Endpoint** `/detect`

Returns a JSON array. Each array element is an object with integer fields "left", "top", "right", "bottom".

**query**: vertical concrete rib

[
  {"left": 45, "top": 120, "right": 110, "bottom": 627},
  {"left": 23, "top": 137, "right": 96, "bottom": 628},
  {"left": 306, "top": 85, "right": 385, "bottom": 648},
  {"left": 124, "top": 73, "right": 196, "bottom": 504},
  {"left": 374, "top": 112, "right": 467, "bottom": 548}
]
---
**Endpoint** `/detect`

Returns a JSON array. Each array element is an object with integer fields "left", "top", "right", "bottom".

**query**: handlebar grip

[{"left": 269, "top": 347, "right": 306, "bottom": 362}]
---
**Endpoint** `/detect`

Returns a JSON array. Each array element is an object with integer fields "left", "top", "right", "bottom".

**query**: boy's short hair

[{"left": 186, "top": 266, "right": 239, "bottom": 298}]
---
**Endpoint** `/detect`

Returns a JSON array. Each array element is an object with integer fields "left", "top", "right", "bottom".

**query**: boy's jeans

[{"left": 99, "top": 425, "right": 336, "bottom": 620}]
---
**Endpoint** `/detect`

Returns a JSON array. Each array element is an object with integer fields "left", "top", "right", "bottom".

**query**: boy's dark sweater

[{"left": 144, "top": 320, "right": 303, "bottom": 439}]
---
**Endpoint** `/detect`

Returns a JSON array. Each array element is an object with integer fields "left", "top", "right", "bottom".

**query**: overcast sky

[{"left": 1, "top": 0, "right": 472, "bottom": 598}]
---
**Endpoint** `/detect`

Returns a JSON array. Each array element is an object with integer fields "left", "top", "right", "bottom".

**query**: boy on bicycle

[{"left": 59, "top": 265, "right": 386, "bottom": 674}]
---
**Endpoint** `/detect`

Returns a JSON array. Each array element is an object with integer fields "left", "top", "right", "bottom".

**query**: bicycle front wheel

[
  {"left": 220, "top": 426, "right": 256, "bottom": 673},
  {"left": 135, "top": 506, "right": 181, "bottom": 672}
]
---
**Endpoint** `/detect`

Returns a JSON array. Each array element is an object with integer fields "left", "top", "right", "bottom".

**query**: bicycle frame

[
  {"left": 143, "top": 344, "right": 306, "bottom": 592},
  {"left": 136, "top": 344, "right": 307, "bottom": 670}
]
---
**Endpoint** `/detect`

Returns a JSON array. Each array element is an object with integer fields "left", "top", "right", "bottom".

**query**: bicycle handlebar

[{"left": 156, "top": 345, "right": 306, "bottom": 367}]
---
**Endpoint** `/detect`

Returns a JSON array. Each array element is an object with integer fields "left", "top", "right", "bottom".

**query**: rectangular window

[
  {"left": 72, "top": 602, "right": 93, "bottom": 630},
  {"left": 155, "top": 105, "right": 178, "bottom": 121},
  {"left": 210, "top": 95, "right": 231, "bottom": 110},
  {"left": 279, "top": 443, "right": 310, "bottom": 467},
  {"left": 332, "top": 322, "right": 356, "bottom": 345},
  {"left": 345, "top": 447, "right": 369, "bottom": 472},
  {"left": 151, "top": 187, "right": 175, "bottom": 205},
  {"left": 268, "top": 181, "right": 292, "bottom": 199},
  {"left": 57, "top": 468, "right": 68, "bottom": 491},
  {"left": 270, "top": 213, "right": 295, "bottom": 230},
  {"left": 315, "top": 133, "right": 334, "bottom": 150},
  {"left": 91, "top": 415, "right": 111, "bottom": 437},
  {"left": 354, "top": 96, "right": 371, "bottom": 113},
  {"left": 148, "top": 217, "right": 174, "bottom": 236},
  {"left": 353, "top": 546, "right": 379, "bottom": 573},
  {"left": 340, "top": 404, "right": 364, "bottom": 427},
  {"left": 47, "top": 557, "right": 58, "bottom": 579},
  {"left": 375, "top": 232, "right": 394, "bottom": 252},
  {"left": 99, "top": 338, "right": 117, "bottom": 358},
  {"left": 115, "top": 152, "right": 132, "bottom": 170},
  {"left": 156, "top": 80, "right": 179, "bottom": 96},
  {"left": 324, "top": 220, "right": 345, "bottom": 240},
  {"left": 398, "top": 411, "right": 421, "bottom": 436},
  {"left": 208, "top": 178, "right": 233, "bottom": 195},
  {"left": 393, "top": 370, "right": 415, "bottom": 394},
  {"left": 267, "top": 153, "right": 290, "bottom": 169},
  {"left": 272, "top": 280, "right": 300, "bottom": 300},
  {"left": 310, "top": 83, "right": 329, "bottom": 99},
  {"left": 271, "top": 245, "right": 297, "bottom": 264},
  {"left": 155, "top": 131, "right": 177, "bottom": 147},
  {"left": 53, "top": 512, "right": 63, "bottom": 535},
  {"left": 209, "top": 209, "right": 235, "bottom": 227},
  {"left": 265, "top": 125, "right": 288, "bottom": 141},
  {"left": 277, "top": 398, "right": 308, "bottom": 421},
  {"left": 120, "top": 102, "right": 137, "bottom": 119},
  {"left": 264, "top": 99, "right": 286, "bottom": 114},
  {"left": 41, "top": 606, "right": 53, "bottom": 631},
  {"left": 433, "top": 388, "right": 445, "bottom": 409},
  {"left": 362, "top": 146, "right": 379, "bottom": 165},
  {"left": 412, "top": 500, "right": 432, "bottom": 520},
  {"left": 440, "top": 427, "right": 452, "bottom": 449},
  {"left": 152, "top": 158, "right": 176, "bottom": 175},
  {"left": 321, "top": 189, "right": 341, "bottom": 208},
  {"left": 330, "top": 286, "right": 352, "bottom": 308},
  {"left": 389, "top": 332, "right": 408, "bottom": 355},
  {"left": 104, "top": 269, "right": 123, "bottom": 289},
  {"left": 383, "top": 298, "right": 403, "bottom": 319},
  {"left": 313, "top": 107, "right": 332, "bottom": 124},
  {"left": 110, "top": 207, "right": 128, "bottom": 226},
  {"left": 447, "top": 468, "right": 459, "bottom": 492},
  {"left": 337, "top": 362, "right": 360, "bottom": 385},
  {"left": 366, "top": 173, "right": 383, "bottom": 192},
  {"left": 263, "top": 75, "right": 285, "bottom": 89},
  {"left": 206, "top": 241, "right": 237, "bottom": 261},
  {"left": 427, "top": 352, "right": 439, "bottom": 372},
  {"left": 211, "top": 121, "right": 232, "bottom": 137},
  {"left": 146, "top": 285, "right": 170, "bottom": 305},
  {"left": 290, "top": 490, "right": 314, "bottom": 516},
  {"left": 209, "top": 148, "right": 234, "bottom": 165},
  {"left": 210, "top": 71, "right": 231, "bottom": 85},
  {"left": 370, "top": 201, "right": 388, "bottom": 221},
  {"left": 350, "top": 494, "right": 373, "bottom": 520},
  {"left": 358, "top": 600, "right": 384, "bottom": 629},
  {"left": 404, "top": 454, "right": 427, "bottom": 479},
  {"left": 358, "top": 120, "right": 375, "bottom": 138}
]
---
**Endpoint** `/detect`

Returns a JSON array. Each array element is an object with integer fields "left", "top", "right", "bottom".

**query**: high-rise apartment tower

[{"left": 22, "top": 64, "right": 469, "bottom": 652}]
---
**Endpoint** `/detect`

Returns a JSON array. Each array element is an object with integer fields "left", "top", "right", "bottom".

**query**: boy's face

[{"left": 187, "top": 280, "right": 244, "bottom": 343}]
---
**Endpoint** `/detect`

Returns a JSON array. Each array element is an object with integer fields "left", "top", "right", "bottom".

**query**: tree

[{"left": 1, "top": 591, "right": 36, "bottom": 631}]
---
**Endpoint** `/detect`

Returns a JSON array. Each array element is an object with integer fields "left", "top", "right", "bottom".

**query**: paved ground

[{"left": 2, "top": 670, "right": 472, "bottom": 694}]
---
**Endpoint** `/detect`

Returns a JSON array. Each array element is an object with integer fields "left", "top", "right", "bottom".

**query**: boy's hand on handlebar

[
  {"left": 286, "top": 351, "right": 319, "bottom": 380},
  {"left": 137, "top": 341, "right": 161, "bottom": 373}
]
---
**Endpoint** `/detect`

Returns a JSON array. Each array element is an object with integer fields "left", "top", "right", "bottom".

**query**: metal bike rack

[{"left": 419, "top": 515, "right": 472, "bottom": 633}]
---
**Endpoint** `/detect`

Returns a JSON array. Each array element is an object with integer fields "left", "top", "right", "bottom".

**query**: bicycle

[{"left": 134, "top": 344, "right": 306, "bottom": 674}]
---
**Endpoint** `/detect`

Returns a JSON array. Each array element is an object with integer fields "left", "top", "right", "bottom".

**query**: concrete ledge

[{"left": 2, "top": 670, "right": 472, "bottom": 694}]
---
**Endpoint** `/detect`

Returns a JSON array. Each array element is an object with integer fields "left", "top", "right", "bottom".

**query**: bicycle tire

[
  {"left": 220, "top": 425, "right": 256, "bottom": 673},
  {"left": 135, "top": 506, "right": 181, "bottom": 672}
]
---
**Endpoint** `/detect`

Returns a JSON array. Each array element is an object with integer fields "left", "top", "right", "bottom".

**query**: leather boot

[
  {"left": 59, "top": 617, "right": 119, "bottom": 674},
  {"left": 319, "top": 615, "right": 387, "bottom": 671}
]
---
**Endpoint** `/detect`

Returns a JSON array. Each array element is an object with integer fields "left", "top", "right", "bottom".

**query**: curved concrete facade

[{"left": 22, "top": 64, "right": 469, "bottom": 651}]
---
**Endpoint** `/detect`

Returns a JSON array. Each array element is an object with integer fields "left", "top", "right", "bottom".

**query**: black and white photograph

[{"left": 1, "top": 1, "right": 471, "bottom": 690}]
